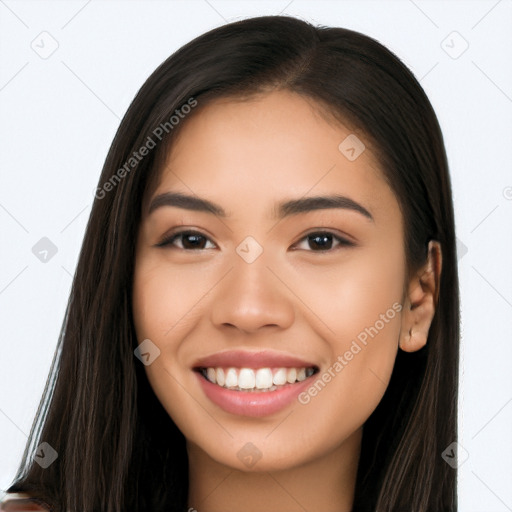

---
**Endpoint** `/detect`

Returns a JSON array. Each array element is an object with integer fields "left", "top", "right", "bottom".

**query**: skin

[{"left": 132, "top": 89, "right": 441, "bottom": 512}]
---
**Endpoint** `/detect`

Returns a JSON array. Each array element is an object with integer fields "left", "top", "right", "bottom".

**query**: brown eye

[
  {"left": 294, "top": 231, "right": 355, "bottom": 252},
  {"left": 156, "top": 230, "right": 215, "bottom": 250}
]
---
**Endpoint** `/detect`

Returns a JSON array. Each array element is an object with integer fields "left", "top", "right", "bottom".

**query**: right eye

[{"left": 156, "top": 230, "right": 216, "bottom": 251}]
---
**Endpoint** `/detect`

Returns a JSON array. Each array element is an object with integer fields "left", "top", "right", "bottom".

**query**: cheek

[
  {"left": 132, "top": 262, "right": 185, "bottom": 393},
  {"left": 291, "top": 242, "right": 405, "bottom": 343},
  {"left": 132, "top": 261, "right": 202, "bottom": 430},
  {"left": 132, "top": 258, "right": 197, "bottom": 340},
  {"left": 290, "top": 247, "right": 405, "bottom": 425}
]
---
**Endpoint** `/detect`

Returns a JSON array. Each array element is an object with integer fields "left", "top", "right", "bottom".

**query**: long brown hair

[{"left": 7, "top": 15, "right": 459, "bottom": 511}]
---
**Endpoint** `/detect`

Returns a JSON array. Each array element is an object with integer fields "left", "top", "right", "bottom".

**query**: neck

[{"left": 187, "top": 427, "right": 362, "bottom": 512}]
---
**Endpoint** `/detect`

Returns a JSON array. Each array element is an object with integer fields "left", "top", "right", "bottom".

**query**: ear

[{"left": 399, "top": 240, "right": 442, "bottom": 352}]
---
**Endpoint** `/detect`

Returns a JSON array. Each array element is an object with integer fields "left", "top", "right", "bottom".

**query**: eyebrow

[{"left": 147, "top": 191, "right": 374, "bottom": 221}]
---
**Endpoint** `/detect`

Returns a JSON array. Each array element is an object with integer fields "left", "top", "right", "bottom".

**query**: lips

[
  {"left": 193, "top": 349, "right": 318, "bottom": 370},
  {"left": 192, "top": 350, "right": 319, "bottom": 417}
]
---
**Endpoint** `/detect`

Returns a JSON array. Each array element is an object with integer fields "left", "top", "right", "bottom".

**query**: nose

[{"left": 210, "top": 254, "right": 295, "bottom": 335}]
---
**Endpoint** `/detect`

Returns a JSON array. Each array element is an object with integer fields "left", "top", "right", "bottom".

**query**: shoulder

[{"left": 0, "top": 494, "right": 51, "bottom": 511}]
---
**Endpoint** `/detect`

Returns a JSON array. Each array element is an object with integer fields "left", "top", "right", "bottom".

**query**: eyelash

[{"left": 155, "top": 229, "right": 355, "bottom": 252}]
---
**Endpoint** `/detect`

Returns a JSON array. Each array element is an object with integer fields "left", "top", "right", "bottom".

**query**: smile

[
  {"left": 199, "top": 366, "right": 317, "bottom": 392},
  {"left": 192, "top": 350, "right": 320, "bottom": 416}
]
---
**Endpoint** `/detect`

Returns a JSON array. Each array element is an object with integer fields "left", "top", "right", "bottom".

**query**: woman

[{"left": 2, "top": 14, "right": 459, "bottom": 512}]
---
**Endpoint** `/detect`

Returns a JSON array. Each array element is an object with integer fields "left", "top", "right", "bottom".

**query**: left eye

[
  {"left": 156, "top": 230, "right": 354, "bottom": 252},
  {"left": 294, "top": 231, "right": 354, "bottom": 251}
]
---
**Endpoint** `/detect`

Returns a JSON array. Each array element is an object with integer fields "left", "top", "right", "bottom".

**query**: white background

[{"left": 1, "top": 1, "right": 511, "bottom": 510}]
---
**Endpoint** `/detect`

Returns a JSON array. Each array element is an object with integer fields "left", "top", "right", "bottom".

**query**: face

[{"left": 132, "top": 90, "right": 408, "bottom": 473}]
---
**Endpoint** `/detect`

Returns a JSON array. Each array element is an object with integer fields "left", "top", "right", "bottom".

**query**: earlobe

[{"left": 399, "top": 240, "right": 442, "bottom": 353}]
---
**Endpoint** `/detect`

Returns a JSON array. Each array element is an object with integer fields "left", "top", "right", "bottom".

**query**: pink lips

[
  {"left": 193, "top": 349, "right": 317, "bottom": 369},
  {"left": 193, "top": 350, "right": 318, "bottom": 417}
]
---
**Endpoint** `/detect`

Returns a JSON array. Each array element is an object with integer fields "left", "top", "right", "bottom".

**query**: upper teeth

[{"left": 203, "top": 367, "right": 315, "bottom": 391}]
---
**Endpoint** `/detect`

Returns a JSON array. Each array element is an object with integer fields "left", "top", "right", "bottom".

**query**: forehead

[{"left": 150, "top": 90, "right": 399, "bottom": 225}]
